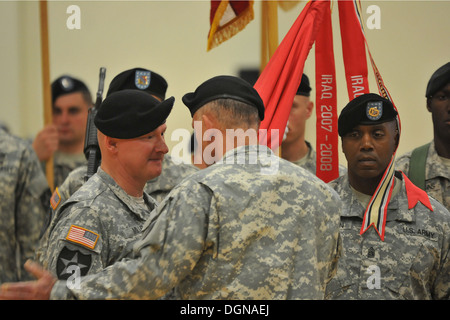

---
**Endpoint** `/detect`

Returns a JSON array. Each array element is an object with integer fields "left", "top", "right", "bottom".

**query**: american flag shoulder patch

[
  {"left": 50, "top": 187, "right": 61, "bottom": 210},
  {"left": 66, "top": 225, "right": 99, "bottom": 250}
]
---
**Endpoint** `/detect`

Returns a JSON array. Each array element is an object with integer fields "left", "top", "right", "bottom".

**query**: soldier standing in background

[
  {"left": 396, "top": 62, "right": 450, "bottom": 209},
  {"left": 0, "top": 128, "right": 50, "bottom": 284},
  {"left": 32, "top": 76, "right": 93, "bottom": 187}
]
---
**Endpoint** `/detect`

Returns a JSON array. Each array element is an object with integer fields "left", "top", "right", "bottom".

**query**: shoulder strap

[{"left": 408, "top": 142, "right": 431, "bottom": 190}]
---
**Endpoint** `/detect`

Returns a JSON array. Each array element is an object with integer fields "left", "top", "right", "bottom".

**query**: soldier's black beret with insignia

[
  {"left": 106, "top": 67, "right": 168, "bottom": 101},
  {"left": 338, "top": 93, "right": 398, "bottom": 137},
  {"left": 182, "top": 75, "right": 265, "bottom": 121},
  {"left": 94, "top": 89, "right": 174, "bottom": 139},
  {"left": 51, "top": 75, "right": 91, "bottom": 103},
  {"left": 426, "top": 62, "right": 450, "bottom": 98},
  {"left": 296, "top": 73, "right": 311, "bottom": 97}
]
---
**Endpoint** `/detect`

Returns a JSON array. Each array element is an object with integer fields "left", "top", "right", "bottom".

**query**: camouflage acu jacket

[
  {"left": 326, "top": 172, "right": 450, "bottom": 300},
  {"left": 36, "top": 167, "right": 157, "bottom": 280},
  {"left": 396, "top": 140, "right": 449, "bottom": 210},
  {"left": 0, "top": 129, "right": 49, "bottom": 284},
  {"left": 50, "top": 144, "right": 341, "bottom": 300}
]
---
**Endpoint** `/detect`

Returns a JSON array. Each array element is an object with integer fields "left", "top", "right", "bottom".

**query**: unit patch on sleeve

[
  {"left": 66, "top": 225, "right": 99, "bottom": 250},
  {"left": 56, "top": 246, "right": 92, "bottom": 280}
]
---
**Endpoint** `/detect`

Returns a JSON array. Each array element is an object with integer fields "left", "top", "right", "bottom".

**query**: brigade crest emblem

[
  {"left": 366, "top": 101, "right": 383, "bottom": 121},
  {"left": 135, "top": 70, "right": 151, "bottom": 90}
]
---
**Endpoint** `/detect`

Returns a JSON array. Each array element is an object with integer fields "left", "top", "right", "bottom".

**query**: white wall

[{"left": 1, "top": 1, "right": 449, "bottom": 165}]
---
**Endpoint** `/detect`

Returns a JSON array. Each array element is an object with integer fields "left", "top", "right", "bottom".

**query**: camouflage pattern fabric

[
  {"left": 36, "top": 167, "right": 157, "bottom": 280},
  {"left": 396, "top": 140, "right": 449, "bottom": 210},
  {"left": 291, "top": 141, "right": 347, "bottom": 177},
  {"left": 326, "top": 172, "right": 450, "bottom": 300},
  {"left": 49, "top": 145, "right": 341, "bottom": 300},
  {"left": 0, "top": 129, "right": 49, "bottom": 284},
  {"left": 50, "top": 151, "right": 87, "bottom": 189}
]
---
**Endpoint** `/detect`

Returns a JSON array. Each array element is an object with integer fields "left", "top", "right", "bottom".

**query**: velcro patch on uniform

[
  {"left": 56, "top": 246, "right": 92, "bottom": 280},
  {"left": 50, "top": 187, "right": 61, "bottom": 210},
  {"left": 66, "top": 225, "right": 99, "bottom": 250}
]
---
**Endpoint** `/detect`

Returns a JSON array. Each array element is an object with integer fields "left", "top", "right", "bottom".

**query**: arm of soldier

[
  {"left": 46, "top": 206, "right": 107, "bottom": 280},
  {"left": 432, "top": 207, "right": 450, "bottom": 300},
  {"left": 313, "top": 182, "right": 342, "bottom": 287},
  {"left": 15, "top": 144, "right": 50, "bottom": 280},
  {"left": 52, "top": 181, "right": 212, "bottom": 300}
]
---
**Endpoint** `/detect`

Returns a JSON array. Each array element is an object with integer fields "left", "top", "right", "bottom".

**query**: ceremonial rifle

[{"left": 83, "top": 67, "right": 106, "bottom": 181}]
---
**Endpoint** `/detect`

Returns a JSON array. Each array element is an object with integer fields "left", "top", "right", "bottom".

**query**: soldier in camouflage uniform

[
  {"left": 0, "top": 75, "right": 341, "bottom": 300},
  {"left": 32, "top": 76, "right": 93, "bottom": 188},
  {"left": 281, "top": 74, "right": 346, "bottom": 176},
  {"left": 396, "top": 62, "right": 450, "bottom": 210},
  {"left": 36, "top": 90, "right": 174, "bottom": 281},
  {"left": 46, "top": 68, "right": 197, "bottom": 211},
  {"left": 0, "top": 129, "right": 50, "bottom": 284},
  {"left": 326, "top": 93, "right": 450, "bottom": 300}
]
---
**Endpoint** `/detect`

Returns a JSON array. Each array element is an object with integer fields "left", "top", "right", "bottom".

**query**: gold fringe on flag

[{"left": 207, "top": 0, "right": 255, "bottom": 51}]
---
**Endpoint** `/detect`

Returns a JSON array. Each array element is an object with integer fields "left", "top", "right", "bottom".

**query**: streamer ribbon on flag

[
  {"left": 339, "top": 0, "right": 400, "bottom": 241},
  {"left": 255, "top": 0, "right": 328, "bottom": 151},
  {"left": 315, "top": 2, "right": 339, "bottom": 182}
]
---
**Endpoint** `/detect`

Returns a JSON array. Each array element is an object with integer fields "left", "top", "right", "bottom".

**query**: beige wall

[{"left": 1, "top": 1, "right": 449, "bottom": 165}]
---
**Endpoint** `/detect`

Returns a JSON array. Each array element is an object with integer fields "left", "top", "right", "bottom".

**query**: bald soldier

[
  {"left": 36, "top": 90, "right": 174, "bottom": 280},
  {"left": 326, "top": 93, "right": 450, "bottom": 299},
  {"left": 0, "top": 75, "right": 340, "bottom": 300}
]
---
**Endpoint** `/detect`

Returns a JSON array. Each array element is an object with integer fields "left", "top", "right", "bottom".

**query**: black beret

[
  {"left": 425, "top": 62, "right": 450, "bottom": 98},
  {"left": 296, "top": 73, "right": 311, "bottom": 96},
  {"left": 182, "top": 75, "right": 265, "bottom": 121},
  {"left": 52, "top": 75, "right": 91, "bottom": 103},
  {"left": 94, "top": 89, "right": 174, "bottom": 139},
  {"left": 338, "top": 93, "right": 398, "bottom": 137},
  {"left": 106, "top": 68, "right": 168, "bottom": 100}
]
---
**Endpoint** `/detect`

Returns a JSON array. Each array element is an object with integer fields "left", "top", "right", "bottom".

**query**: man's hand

[
  {"left": 0, "top": 260, "right": 57, "bottom": 300},
  {"left": 32, "top": 125, "right": 59, "bottom": 162}
]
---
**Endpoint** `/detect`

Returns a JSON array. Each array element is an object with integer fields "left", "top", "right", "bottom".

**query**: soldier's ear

[{"left": 104, "top": 136, "right": 118, "bottom": 152}]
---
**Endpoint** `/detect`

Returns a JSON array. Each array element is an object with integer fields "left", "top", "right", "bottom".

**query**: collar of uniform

[
  {"left": 426, "top": 140, "right": 450, "bottom": 180},
  {"left": 382, "top": 173, "right": 416, "bottom": 223},
  {"left": 97, "top": 167, "right": 155, "bottom": 220},
  {"left": 332, "top": 174, "right": 416, "bottom": 223},
  {"left": 217, "top": 144, "right": 274, "bottom": 164}
]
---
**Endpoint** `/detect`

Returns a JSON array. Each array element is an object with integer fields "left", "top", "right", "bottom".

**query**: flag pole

[
  {"left": 39, "top": 0, "right": 54, "bottom": 191},
  {"left": 260, "top": 1, "right": 278, "bottom": 71}
]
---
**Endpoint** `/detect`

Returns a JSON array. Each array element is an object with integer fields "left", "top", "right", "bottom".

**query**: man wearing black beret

[
  {"left": 33, "top": 89, "right": 176, "bottom": 281},
  {"left": 396, "top": 62, "right": 450, "bottom": 210},
  {"left": 49, "top": 68, "right": 198, "bottom": 212},
  {"left": 326, "top": 93, "right": 450, "bottom": 299},
  {"left": 3, "top": 75, "right": 341, "bottom": 300},
  {"left": 32, "top": 75, "right": 93, "bottom": 187}
]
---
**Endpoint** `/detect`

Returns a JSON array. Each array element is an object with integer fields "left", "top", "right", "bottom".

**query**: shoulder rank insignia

[
  {"left": 50, "top": 187, "right": 61, "bottom": 210},
  {"left": 66, "top": 225, "right": 99, "bottom": 250},
  {"left": 135, "top": 70, "right": 151, "bottom": 90}
]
